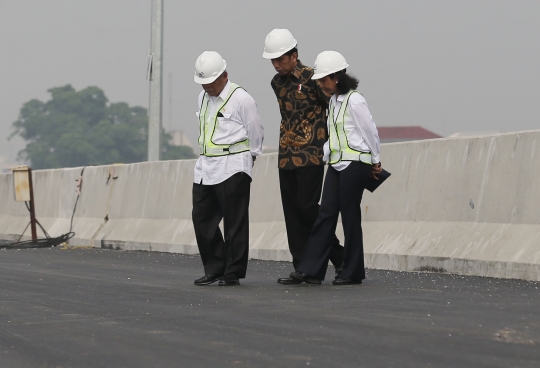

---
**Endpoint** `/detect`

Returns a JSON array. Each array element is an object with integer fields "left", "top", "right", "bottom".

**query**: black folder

[{"left": 365, "top": 168, "right": 391, "bottom": 193}]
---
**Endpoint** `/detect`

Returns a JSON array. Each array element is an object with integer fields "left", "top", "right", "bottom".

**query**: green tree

[{"left": 10, "top": 85, "right": 196, "bottom": 169}]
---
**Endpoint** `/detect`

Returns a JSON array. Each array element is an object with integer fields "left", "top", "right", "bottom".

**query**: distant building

[{"left": 378, "top": 126, "right": 442, "bottom": 143}]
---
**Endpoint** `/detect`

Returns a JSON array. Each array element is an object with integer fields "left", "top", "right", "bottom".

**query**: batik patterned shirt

[{"left": 271, "top": 61, "right": 329, "bottom": 170}]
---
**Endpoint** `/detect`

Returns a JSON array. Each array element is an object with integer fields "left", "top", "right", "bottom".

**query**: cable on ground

[{"left": 0, "top": 166, "right": 87, "bottom": 250}]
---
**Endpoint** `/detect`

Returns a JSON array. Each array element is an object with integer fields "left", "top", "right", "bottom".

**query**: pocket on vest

[{"left": 216, "top": 116, "right": 230, "bottom": 136}]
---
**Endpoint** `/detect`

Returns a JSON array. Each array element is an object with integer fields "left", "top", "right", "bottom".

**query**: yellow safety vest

[
  {"left": 328, "top": 90, "right": 372, "bottom": 165},
  {"left": 198, "top": 83, "right": 250, "bottom": 157}
]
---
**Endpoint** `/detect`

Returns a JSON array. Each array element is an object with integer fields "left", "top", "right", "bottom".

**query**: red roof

[{"left": 378, "top": 126, "right": 442, "bottom": 140}]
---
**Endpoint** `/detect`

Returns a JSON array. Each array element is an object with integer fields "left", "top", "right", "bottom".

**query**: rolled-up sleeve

[
  {"left": 349, "top": 98, "right": 381, "bottom": 164},
  {"left": 238, "top": 95, "right": 264, "bottom": 156}
]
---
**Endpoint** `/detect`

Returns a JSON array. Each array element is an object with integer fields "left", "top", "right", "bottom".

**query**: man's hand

[
  {"left": 252, "top": 156, "right": 256, "bottom": 167},
  {"left": 371, "top": 163, "right": 382, "bottom": 180}
]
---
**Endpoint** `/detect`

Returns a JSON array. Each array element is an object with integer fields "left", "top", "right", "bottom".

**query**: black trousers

[
  {"left": 192, "top": 172, "right": 251, "bottom": 278},
  {"left": 297, "top": 161, "right": 371, "bottom": 281},
  {"left": 279, "top": 166, "right": 344, "bottom": 271}
]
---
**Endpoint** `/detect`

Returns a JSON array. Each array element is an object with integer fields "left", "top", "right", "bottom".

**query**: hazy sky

[{"left": 1, "top": 0, "right": 539, "bottom": 169}]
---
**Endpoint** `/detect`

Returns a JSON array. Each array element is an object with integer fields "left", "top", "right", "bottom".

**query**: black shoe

[
  {"left": 277, "top": 276, "right": 302, "bottom": 285},
  {"left": 218, "top": 273, "right": 240, "bottom": 286},
  {"left": 334, "top": 263, "right": 345, "bottom": 279},
  {"left": 194, "top": 273, "right": 223, "bottom": 286},
  {"left": 290, "top": 272, "right": 321, "bottom": 285},
  {"left": 332, "top": 278, "right": 362, "bottom": 285}
]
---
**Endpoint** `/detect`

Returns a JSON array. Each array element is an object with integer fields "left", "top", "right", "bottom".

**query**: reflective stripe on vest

[
  {"left": 328, "top": 90, "right": 372, "bottom": 165},
  {"left": 198, "top": 83, "right": 250, "bottom": 157}
]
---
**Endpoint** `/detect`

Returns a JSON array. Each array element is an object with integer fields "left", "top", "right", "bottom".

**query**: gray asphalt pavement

[{"left": 0, "top": 246, "right": 539, "bottom": 368}]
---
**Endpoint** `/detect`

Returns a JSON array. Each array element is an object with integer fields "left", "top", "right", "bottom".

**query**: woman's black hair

[
  {"left": 329, "top": 69, "right": 359, "bottom": 95},
  {"left": 284, "top": 47, "right": 298, "bottom": 57}
]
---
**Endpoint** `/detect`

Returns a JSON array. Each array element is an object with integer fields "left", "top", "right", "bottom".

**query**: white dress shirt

[
  {"left": 323, "top": 92, "right": 380, "bottom": 171},
  {"left": 194, "top": 80, "right": 264, "bottom": 185}
]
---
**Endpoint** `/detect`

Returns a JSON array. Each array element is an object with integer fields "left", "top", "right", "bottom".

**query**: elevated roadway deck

[{"left": 0, "top": 248, "right": 539, "bottom": 367}]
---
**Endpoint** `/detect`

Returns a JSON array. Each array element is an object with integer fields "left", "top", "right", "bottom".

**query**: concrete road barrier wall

[{"left": 1, "top": 130, "right": 539, "bottom": 281}]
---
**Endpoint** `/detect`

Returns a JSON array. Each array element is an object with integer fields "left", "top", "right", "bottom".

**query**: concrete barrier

[{"left": 1, "top": 130, "right": 539, "bottom": 281}]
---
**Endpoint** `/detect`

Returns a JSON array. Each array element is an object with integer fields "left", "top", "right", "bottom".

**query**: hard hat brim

[
  {"left": 261, "top": 40, "right": 298, "bottom": 60},
  {"left": 262, "top": 50, "right": 287, "bottom": 59},
  {"left": 194, "top": 74, "right": 220, "bottom": 84},
  {"left": 311, "top": 72, "right": 330, "bottom": 80},
  {"left": 193, "top": 67, "right": 226, "bottom": 84},
  {"left": 311, "top": 64, "right": 349, "bottom": 80}
]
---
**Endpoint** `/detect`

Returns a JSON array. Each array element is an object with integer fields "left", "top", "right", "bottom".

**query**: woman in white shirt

[{"left": 290, "top": 51, "right": 382, "bottom": 285}]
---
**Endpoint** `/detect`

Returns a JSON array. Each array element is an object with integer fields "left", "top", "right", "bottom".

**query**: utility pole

[{"left": 147, "top": 0, "right": 164, "bottom": 161}]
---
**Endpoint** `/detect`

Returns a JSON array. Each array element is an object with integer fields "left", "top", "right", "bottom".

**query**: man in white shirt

[{"left": 192, "top": 51, "right": 264, "bottom": 286}]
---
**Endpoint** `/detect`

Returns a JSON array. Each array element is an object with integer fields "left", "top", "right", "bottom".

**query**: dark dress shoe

[
  {"left": 277, "top": 276, "right": 302, "bottom": 285},
  {"left": 332, "top": 278, "right": 362, "bottom": 285},
  {"left": 334, "top": 263, "right": 345, "bottom": 279},
  {"left": 218, "top": 273, "right": 240, "bottom": 286},
  {"left": 194, "top": 273, "right": 223, "bottom": 286},
  {"left": 290, "top": 272, "right": 321, "bottom": 285}
]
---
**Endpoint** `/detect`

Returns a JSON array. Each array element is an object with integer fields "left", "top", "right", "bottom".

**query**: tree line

[{"left": 10, "top": 85, "right": 195, "bottom": 169}]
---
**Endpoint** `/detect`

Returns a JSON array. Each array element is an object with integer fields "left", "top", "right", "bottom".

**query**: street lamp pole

[{"left": 147, "top": 0, "right": 164, "bottom": 161}]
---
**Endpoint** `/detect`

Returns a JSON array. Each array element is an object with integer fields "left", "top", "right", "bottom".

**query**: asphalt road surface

[{"left": 0, "top": 246, "right": 539, "bottom": 368}]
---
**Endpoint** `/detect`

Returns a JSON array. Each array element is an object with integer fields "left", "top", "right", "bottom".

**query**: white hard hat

[
  {"left": 312, "top": 51, "right": 349, "bottom": 80},
  {"left": 262, "top": 28, "right": 298, "bottom": 59},
  {"left": 194, "top": 51, "right": 227, "bottom": 84}
]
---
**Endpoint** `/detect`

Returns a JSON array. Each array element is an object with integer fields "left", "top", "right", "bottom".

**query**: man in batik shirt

[{"left": 262, "top": 28, "right": 344, "bottom": 284}]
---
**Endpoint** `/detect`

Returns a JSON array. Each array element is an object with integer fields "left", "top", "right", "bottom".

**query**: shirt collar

[
  {"left": 331, "top": 93, "right": 346, "bottom": 105},
  {"left": 291, "top": 60, "right": 305, "bottom": 80},
  {"left": 210, "top": 80, "right": 231, "bottom": 102}
]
